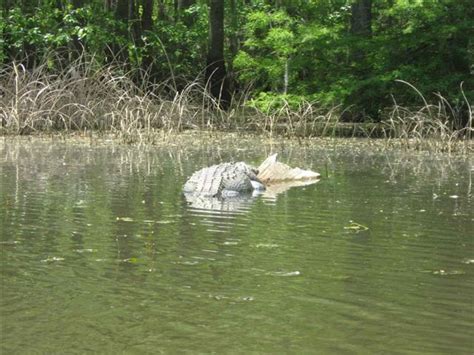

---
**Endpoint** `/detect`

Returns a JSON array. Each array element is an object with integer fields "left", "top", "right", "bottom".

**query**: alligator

[
  {"left": 183, "top": 154, "right": 320, "bottom": 199},
  {"left": 183, "top": 161, "right": 265, "bottom": 198}
]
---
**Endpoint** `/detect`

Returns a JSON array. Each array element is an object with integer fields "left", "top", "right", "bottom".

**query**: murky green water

[{"left": 1, "top": 137, "right": 473, "bottom": 354}]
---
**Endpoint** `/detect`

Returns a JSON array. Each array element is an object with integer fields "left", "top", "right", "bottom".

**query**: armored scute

[{"left": 183, "top": 161, "right": 265, "bottom": 198}]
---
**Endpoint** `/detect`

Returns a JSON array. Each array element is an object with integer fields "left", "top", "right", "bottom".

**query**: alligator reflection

[{"left": 184, "top": 179, "right": 319, "bottom": 212}]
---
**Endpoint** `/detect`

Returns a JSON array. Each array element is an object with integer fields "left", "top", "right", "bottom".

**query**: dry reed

[
  {"left": 379, "top": 80, "right": 472, "bottom": 154},
  {"left": 0, "top": 59, "right": 472, "bottom": 154}
]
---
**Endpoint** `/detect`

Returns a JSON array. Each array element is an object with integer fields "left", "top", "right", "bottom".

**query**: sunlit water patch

[{"left": 1, "top": 137, "right": 472, "bottom": 353}]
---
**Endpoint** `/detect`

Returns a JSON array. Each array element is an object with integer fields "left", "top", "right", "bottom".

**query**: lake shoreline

[
  {"left": 1, "top": 61, "right": 471, "bottom": 154},
  {"left": 1, "top": 129, "right": 473, "bottom": 156}
]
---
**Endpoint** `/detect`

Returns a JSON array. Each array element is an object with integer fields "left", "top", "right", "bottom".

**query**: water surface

[{"left": 1, "top": 137, "right": 473, "bottom": 353}]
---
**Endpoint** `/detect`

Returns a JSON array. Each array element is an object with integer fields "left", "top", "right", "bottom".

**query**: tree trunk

[
  {"left": 141, "top": 0, "right": 157, "bottom": 82},
  {"left": 350, "top": 0, "right": 372, "bottom": 36},
  {"left": 141, "top": 0, "right": 154, "bottom": 32},
  {"left": 348, "top": 0, "right": 372, "bottom": 120},
  {"left": 173, "top": 0, "right": 178, "bottom": 21},
  {"left": 114, "top": 0, "right": 132, "bottom": 62},
  {"left": 155, "top": 0, "right": 166, "bottom": 21},
  {"left": 55, "top": 0, "right": 64, "bottom": 10},
  {"left": 72, "top": 0, "right": 84, "bottom": 8},
  {"left": 227, "top": 0, "right": 239, "bottom": 93},
  {"left": 350, "top": 0, "right": 372, "bottom": 64},
  {"left": 206, "top": 0, "right": 231, "bottom": 109},
  {"left": 104, "top": 0, "right": 113, "bottom": 11},
  {"left": 130, "top": 0, "right": 141, "bottom": 42},
  {"left": 116, "top": 0, "right": 129, "bottom": 22},
  {"left": 3, "top": 0, "right": 13, "bottom": 11}
]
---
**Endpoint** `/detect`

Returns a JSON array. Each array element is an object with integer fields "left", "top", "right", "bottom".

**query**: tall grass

[
  {"left": 0, "top": 58, "right": 472, "bottom": 153},
  {"left": 380, "top": 80, "right": 472, "bottom": 153},
  {"left": 0, "top": 56, "right": 225, "bottom": 143}
]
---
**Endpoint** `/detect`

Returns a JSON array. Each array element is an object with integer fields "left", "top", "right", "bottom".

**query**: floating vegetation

[
  {"left": 74, "top": 200, "right": 87, "bottom": 208},
  {"left": 120, "top": 257, "right": 139, "bottom": 263},
  {"left": 268, "top": 271, "right": 301, "bottom": 277},
  {"left": 254, "top": 243, "right": 280, "bottom": 248},
  {"left": 209, "top": 294, "right": 254, "bottom": 302},
  {"left": 210, "top": 294, "right": 228, "bottom": 301},
  {"left": 177, "top": 261, "right": 200, "bottom": 266},
  {"left": 116, "top": 217, "right": 134, "bottom": 222},
  {"left": 239, "top": 296, "right": 254, "bottom": 302},
  {"left": 344, "top": 221, "right": 369, "bottom": 233},
  {"left": 74, "top": 249, "right": 97, "bottom": 253},
  {"left": 0, "top": 240, "right": 20, "bottom": 245},
  {"left": 41, "top": 256, "right": 65, "bottom": 263},
  {"left": 155, "top": 220, "right": 174, "bottom": 224},
  {"left": 432, "top": 269, "right": 465, "bottom": 276}
]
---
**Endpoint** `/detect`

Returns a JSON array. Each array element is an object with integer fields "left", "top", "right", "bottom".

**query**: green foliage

[
  {"left": 1, "top": 0, "right": 472, "bottom": 122},
  {"left": 237, "top": 1, "right": 473, "bottom": 120},
  {"left": 246, "top": 92, "right": 310, "bottom": 113},
  {"left": 3, "top": 3, "right": 120, "bottom": 65},
  {"left": 234, "top": 9, "right": 295, "bottom": 92},
  {"left": 146, "top": 5, "right": 208, "bottom": 82},
  {"left": 1, "top": 1, "right": 209, "bottom": 83}
]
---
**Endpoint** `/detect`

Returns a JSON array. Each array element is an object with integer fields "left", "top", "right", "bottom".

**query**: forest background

[{"left": 1, "top": 0, "right": 473, "bottom": 125}]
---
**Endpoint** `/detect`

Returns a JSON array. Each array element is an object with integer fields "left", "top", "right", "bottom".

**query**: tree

[
  {"left": 2, "top": 0, "right": 471, "bottom": 122},
  {"left": 346, "top": 0, "right": 373, "bottom": 119},
  {"left": 233, "top": 10, "right": 295, "bottom": 94},
  {"left": 350, "top": 0, "right": 372, "bottom": 65},
  {"left": 227, "top": 0, "right": 239, "bottom": 93},
  {"left": 72, "top": 0, "right": 84, "bottom": 8},
  {"left": 141, "top": 0, "right": 156, "bottom": 81},
  {"left": 141, "top": 0, "right": 154, "bottom": 33},
  {"left": 206, "top": 0, "right": 230, "bottom": 108},
  {"left": 115, "top": 0, "right": 130, "bottom": 22},
  {"left": 350, "top": 0, "right": 372, "bottom": 36}
]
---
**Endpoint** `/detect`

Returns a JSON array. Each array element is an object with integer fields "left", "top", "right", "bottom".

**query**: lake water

[{"left": 1, "top": 136, "right": 473, "bottom": 353}]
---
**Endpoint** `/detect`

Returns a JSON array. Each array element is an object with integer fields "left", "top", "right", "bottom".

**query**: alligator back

[
  {"left": 183, "top": 162, "right": 256, "bottom": 197},
  {"left": 220, "top": 163, "right": 254, "bottom": 195},
  {"left": 184, "top": 163, "right": 225, "bottom": 197}
]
